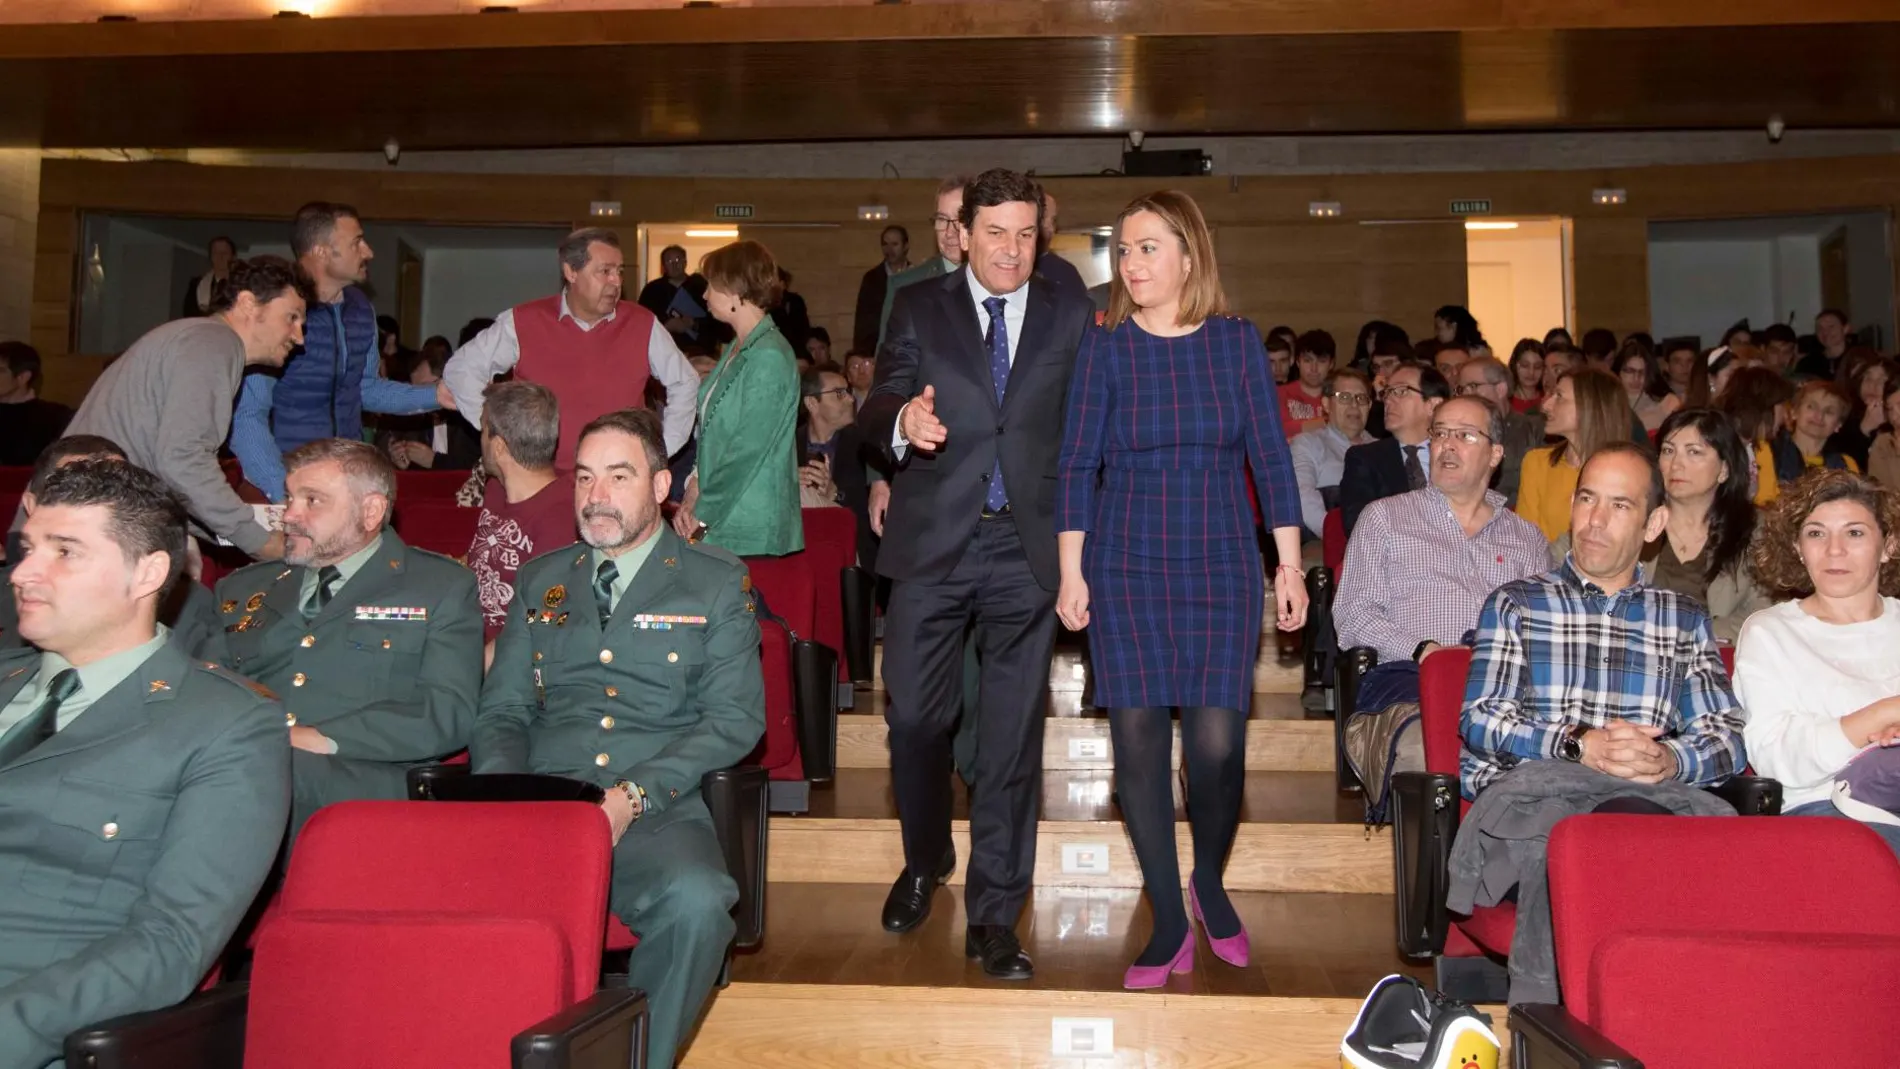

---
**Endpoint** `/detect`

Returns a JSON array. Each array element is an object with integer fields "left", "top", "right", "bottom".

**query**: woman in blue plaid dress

[{"left": 1054, "top": 191, "right": 1307, "bottom": 988}]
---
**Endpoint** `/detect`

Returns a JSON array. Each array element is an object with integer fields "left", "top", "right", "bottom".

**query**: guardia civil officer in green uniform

[
  {"left": 474, "top": 408, "right": 764, "bottom": 1069},
  {"left": 0, "top": 460, "right": 290, "bottom": 1068},
  {"left": 1, "top": 436, "right": 221, "bottom": 657},
  {"left": 205, "top": 438, "right": 481, "bottom": 839}
]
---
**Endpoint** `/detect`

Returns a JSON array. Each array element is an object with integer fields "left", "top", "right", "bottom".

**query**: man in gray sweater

[{"left": 61, "top": 256, "right": 306, "bottom": 560}]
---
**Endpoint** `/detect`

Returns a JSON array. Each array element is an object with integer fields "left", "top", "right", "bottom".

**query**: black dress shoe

[
  {"left": 880, "top": 846, "right": 956, "bottom": 933},
  {"left": 965, "top": 924, "right": 1034, "bottom": 980}
]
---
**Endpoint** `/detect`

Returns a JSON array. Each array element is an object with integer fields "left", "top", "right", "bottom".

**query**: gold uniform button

[
  {"left": 299, "top": 635, "right": 315, "bottom": 648},
  {"left": 285, "top": 712, "right": 298, "bottom": 727},
  {"left": 600, "top": 716, "right": 615, "bottom": 730},
  {"left": 102, "top": 822, "right": 119, "bottom": 840},
  {"left": 599, "top": 650, "right": 613, "bottom": 664},
  {"left": 533, "top": 651, "right": 543, "bottom": 662},
  {"left": 382, "top": 639, "right": 392, "bottom": 650},
  {"left": 666, "top": 652, "right": 679, "bottom": 664},
  {"left": 605, "top": 686, "right": 619, "bottom": 698},
  {"left": 292, "top": 673, "right": 307, "bottom": 687},
  {"left": 594, "top": 753, "right": 611, "bottom": 767}
]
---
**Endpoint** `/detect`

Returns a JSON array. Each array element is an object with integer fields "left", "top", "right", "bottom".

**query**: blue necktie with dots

[{"left": 983, "top": 295, "right": 1011, "bottom": 512}]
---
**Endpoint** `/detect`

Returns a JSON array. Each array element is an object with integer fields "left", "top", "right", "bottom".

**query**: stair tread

[
  {"left": 806, "top": 768, "right": 1361, "bottom": 825},
  {"left": 729, "top": 882, "right": 1426, "bottom": 998}
]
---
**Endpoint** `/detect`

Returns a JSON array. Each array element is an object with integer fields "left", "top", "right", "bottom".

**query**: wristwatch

[
  {"left": 1556, "top": 725, "right": 1587, "bottom": 763},
  {"left": 612, "top": 780, "right": 646, "bottom": 819},
  {"left": 1412, "top": 640, "right": 1435, "bottom": 664}
]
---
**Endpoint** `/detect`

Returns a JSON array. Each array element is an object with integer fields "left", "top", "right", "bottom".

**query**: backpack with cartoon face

[{"left": 1341, "top": 974, "right": 1499, "bottom": 1069}]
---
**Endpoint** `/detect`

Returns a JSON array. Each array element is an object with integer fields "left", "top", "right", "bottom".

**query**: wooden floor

[
  {"left": 806, "top": 768, "right": 1362, "bottom": 825},
  {"left": 730, "top": 884, "right": 1427, "bottom": 998}
]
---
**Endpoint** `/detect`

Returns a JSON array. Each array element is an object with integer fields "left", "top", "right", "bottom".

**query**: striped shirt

[
  {"left": 1459, "top": 556, "right": 1747, "bottom": 799},
  {"left": 1334, "top": 486, "right": 1551, "bottom": 665}
]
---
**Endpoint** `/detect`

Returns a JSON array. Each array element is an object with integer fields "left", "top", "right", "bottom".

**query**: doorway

[{"left": 1464, "top": 218, "right": 1573, "bottom": 348}]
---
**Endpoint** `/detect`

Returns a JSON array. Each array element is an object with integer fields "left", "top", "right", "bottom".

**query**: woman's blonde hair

[{"left": 1103, "top": 190, "right": 1226, "bottom": 331}]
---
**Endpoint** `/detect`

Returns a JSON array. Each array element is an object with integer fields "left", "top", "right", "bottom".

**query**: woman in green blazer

[{"left": 672, "top": 240, "right": 805, "bottom": 557}]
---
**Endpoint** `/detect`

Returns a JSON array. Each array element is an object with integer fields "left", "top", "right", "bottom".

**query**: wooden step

[
  {"left": 834, "top": 714, "right": 1336, "bottom": 772},
  {"left": 807, "top": 769, "right": 1360, "bottom": 825},
  {"left": 689, "top": 986, "right": 1510, "bottom": 1068},
  {"left": 872, "top": 643, "right": 1309, "bottom": 696},
  {"left": 729, "top": 883, "right": 1423, "bottom": 997}
]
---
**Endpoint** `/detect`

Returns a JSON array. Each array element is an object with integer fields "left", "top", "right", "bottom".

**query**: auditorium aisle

[{"left": 685, "top": 632, "right": 1507, "bottom": 1067}]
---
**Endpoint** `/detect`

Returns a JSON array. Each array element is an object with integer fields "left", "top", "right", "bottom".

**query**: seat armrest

[
  {"left": 839, "top": 565, "right": 877, "bottom": 684},
  {"left": 1334, "top": 646, "right": 1378, "bottom": 792},
  {"left": 791, "top": 639, "right": 840, "bottom": 782},
  {"left": 1708, "top": 775, "right": 1783, "bottom": 816},
  {"left": 514, "top": 987, "right": 649, "bottom": 1069},
  {"left": 1507, "top": 1003, "right": 1642, "bottom": 1069},
  {"left": 407, "top": 761, "right": 473, "bottom": 800},
  {"left": 1390, "top": 771, "right": 1459, "bottom": 958},
  {"left": 64, "top": 982, "right": 250, "bottom": 1069},
  {"left": 1301, "top": 566, "right": 1336, "bottom": 703},
  {"left": 421, "top": 772, "right": 606, "bottom": 805},
  {"left": 701, "top": 764, "right": 769, "bottom": 949}
]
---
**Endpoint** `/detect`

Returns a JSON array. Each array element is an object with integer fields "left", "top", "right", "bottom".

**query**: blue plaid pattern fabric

[
  {"left": 1458, "top": 556, "right": 1747, "bottom": 799},
  {"left": 983, "top": 295, "right": 1011, "bottom": 512},
  {"left": 1054, "top": 315, "right": 1302, "bottom": 709}
]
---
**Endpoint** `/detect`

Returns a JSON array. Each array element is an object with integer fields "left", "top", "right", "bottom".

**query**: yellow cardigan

[{"left": 1515, "top": 445, "right": 1580, "bottom": 542}]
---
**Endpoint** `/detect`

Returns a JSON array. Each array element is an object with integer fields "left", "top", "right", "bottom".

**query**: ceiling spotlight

[
  {"left": 1591, "top": 188, "right": 1627, "bottom": 206},
  {"left": 1308, "top": 201, "right": 1343, "bottom": 219}
]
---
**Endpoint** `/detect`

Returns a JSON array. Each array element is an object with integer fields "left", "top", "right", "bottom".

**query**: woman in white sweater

[{"left": 1735, "top": 468, "right": 1900, "bottom": 855}]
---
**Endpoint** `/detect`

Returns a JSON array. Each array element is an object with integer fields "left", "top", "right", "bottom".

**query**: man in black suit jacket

[
  {"left": 796, "top": 362, "right": 884, "bottom": 575},
  {"left": 857, "top": 170, "right": 1092, "bottom": 980},
  {"left": 1339, "top": 362, "right": 1449, "bottom": 537},
  {"left": 852, "top": 225, "right": 912, "bottom": 355}
]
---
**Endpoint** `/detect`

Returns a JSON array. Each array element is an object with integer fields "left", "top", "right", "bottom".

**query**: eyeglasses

[
  {"left": 1428, "top": 426, "right": 1493, "bottom": 447},
  {"left": 931, "top": 214, "right": 958, "bottom": 230},
  {"left": 812, "top": 387, "right": 853, "bottom": 400},
  {"left": 1328, "top": 391, "right": 1371, "bottom": 407},
  {"left": 1381, "top": 384, "right": 1422, "bottom": 401}
]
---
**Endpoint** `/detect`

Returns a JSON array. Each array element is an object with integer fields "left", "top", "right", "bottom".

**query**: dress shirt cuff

[{"left": 891, "top": 401, "right": 910, "bottom": 460}]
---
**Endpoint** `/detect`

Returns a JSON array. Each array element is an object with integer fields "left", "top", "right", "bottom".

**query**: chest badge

[
  {"left": 148, "top": 680, "right": 171, "bottom": 693},
  {"left": 221, "top": 599, "right": 238, "bottom": 614},
  {"left": 544, "top": 585, "right": 567, "bottom": 609},
  {"left": 245, "top": 593, "right": 266, "bottom": 612}
]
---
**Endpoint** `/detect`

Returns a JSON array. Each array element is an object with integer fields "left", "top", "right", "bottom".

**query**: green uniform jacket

[
  {"left": 203, "top": 530, "right": 482, "bottom": 810},
  {"left": 473, "top": 528, "right": 765, "bottom": 814},
  {"left": 695, "top": 319, "right": 803, "bottom": 558},
  {"left": 877, "top": 257, "right": 950, "bottom": 349},
  {"left": 1, "top": 566, "right": 221, "bottom": 659},
  {"left": 0, "top": 643, "right": 291, "bottom": 1068}
]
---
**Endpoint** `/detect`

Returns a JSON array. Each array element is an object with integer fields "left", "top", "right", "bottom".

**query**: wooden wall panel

[{"left": 29, "top": 154, "right": 1900, "bottom": 406}]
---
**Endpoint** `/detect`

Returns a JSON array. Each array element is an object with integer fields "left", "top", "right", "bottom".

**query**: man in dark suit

[
  {"left": 858, "top": 169, "right": 1093, "bottom": 980},
  {"left": 1339, "top": 361, "right": 1449, "bottom": 537},
  {"left": 852, "top": 225, "right": 911, "bottom": 355},
  {"left": 877, "top": 175, "right": 973, "bottom": 347},
  {"left": 0, "top": 460, "right": 289, "bottom": 1067}
]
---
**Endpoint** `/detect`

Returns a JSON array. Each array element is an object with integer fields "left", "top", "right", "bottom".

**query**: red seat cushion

[
  {"left": 1549, "top": 814, "right": 1900, "bottom": 1024},
  {"left": 1451, "top": 902, "right": 1516, "bottom": 957},
  {"left": 249, "top": 911, "right": 568, "bottom": 1068},
  {"left": 604, "top": 916, "right": 639, "bottom": 952},
  {"left": 395, "top": 469, "right": 471, "bottom": 502},
  {"left": 799, "top": 507, "right": 856, "bottom": 682},
  {"left": 1322, "top": 508, "right": 1346, "bottom": 576},
  {"left": 753, "top": 618, "right": 802, "bottom": 780},
  {"left": 395, "top": 500, "right": 481, "bottom": 560},
  {"left": 285, "top": 801, "right": 610, "bottom": 1001},
  {"left": 1418, "top": 647, "right": 1471, "bottom": 776},
  {"left": 1591, "top": 930, "right": 1900, "bottom": 1068}
]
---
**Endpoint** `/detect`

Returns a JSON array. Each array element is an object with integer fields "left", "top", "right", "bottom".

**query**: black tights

[{"left": 1109, "top": 705, "right": 1248, "bottom": 966}]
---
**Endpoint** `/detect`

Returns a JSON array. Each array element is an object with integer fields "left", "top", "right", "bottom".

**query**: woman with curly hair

[{"left": 1735, "top": 469, "right": 1900, "bottom": 855}]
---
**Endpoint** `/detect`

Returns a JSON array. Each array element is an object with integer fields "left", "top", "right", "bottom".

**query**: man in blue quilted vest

[{"left": 230, "top": 202, "right": 441, "bottom": 502}]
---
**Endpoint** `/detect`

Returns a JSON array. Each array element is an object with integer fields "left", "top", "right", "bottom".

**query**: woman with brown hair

[
  {"left": 671, "top": 239, "right": 803, "bottom": 556},
  {"left": 1507, "top": 338, "right": 1544, "bottom": 413},
  {"left": 1827, "top": 356, "right": 1896, "bottom": 470},
  {"left": 1514, "top": 367, "right": 1628, "bottom": 540},
  {"left": 1612, "top": 339, "right": 1680, "bottom": 434},
  {"left": 1055, "top": 189, "right": 1306, "bottom": 988},
  {"left": 1736, "top": 469, "right": 1900, "bottom": 855},
  {"left": 1714, "top": 364, "right": 1796, "bottom": 506}
]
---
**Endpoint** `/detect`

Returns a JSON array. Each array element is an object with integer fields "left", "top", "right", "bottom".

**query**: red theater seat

[
  {"left": 396, "top": 468, "right": 471, "bottom": 503},
  {"left": 396, "top": 499, "right": 481, "bottom": 560},
  {"left": 800, "top": 507, "right": 873, "bottom": 696},
  {"left": 1322, "top": 507, "right": 1346, "bottom": 577},
  {"left": 1511, "top": 814, "right": 1900, "bottom": 1068},
  {"left": 63, "top": 801, "right": 645, "bottom": 1069}
]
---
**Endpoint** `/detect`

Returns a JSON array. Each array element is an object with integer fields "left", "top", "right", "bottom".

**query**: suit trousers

[
  {"left": 884, "top": 515, "right": 1057, "bottom": 926},
  {"left": 610, "top": 799, "right": 738, "bottom": 1069}
]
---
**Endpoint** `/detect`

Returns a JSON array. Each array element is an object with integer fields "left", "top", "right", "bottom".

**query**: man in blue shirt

[{"left": 230, "top": 202, "right": 439, "bottom": 502}]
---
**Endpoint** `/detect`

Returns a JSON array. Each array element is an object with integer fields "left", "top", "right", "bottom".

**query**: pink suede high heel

[
  {"left": 1122, "top": 930, "right": 1194, "bottom": 990},
  {"left": 1190, "top": 877, "right": 1250, "bottom": 968}
]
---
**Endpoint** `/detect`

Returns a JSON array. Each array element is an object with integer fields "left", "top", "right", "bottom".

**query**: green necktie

[
  {"left": 0, "top": 668, "right": 80, "bottom": 767},
  {"left": 594, "top": 558, "right": 619, "bottom": 629},
  {"left": 304, "top": 565, "right": 342, "bottom": 621}
]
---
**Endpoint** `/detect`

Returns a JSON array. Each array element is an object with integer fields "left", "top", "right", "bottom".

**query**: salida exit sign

[
  {"left": 1450, "top": 199, "right": 1493, "bottom": 216},
  {"left": 713, "top": 204, "right": 755, "bottom": 220}
]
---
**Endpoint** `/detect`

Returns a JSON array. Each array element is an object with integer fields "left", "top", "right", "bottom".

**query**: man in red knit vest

[{"left": 439, "top": 228, "right": 699, "bottom": 468}]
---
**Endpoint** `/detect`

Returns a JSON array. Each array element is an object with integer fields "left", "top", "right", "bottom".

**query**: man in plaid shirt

[{"left": 1459, "top": 441, "right": 1747, "bottom": 802}]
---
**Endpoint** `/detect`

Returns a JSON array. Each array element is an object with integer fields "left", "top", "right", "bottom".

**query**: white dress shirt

[
  {"left": 441, "top": 291, "right": 699, "bottom": 456},
  {"left": 1290, "top": 424, "right": 1373, "bottom": 537},
  {"left": 893, "top": 271, "right": 1028, "bottom": 454}
]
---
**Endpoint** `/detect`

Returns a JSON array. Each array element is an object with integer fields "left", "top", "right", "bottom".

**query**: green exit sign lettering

[
  {"left": 1450, "top": 199, "right": 1493, "bottom": 216},
  {"left": 713, "top": 204, "right": 755, "bottom": 220}
]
